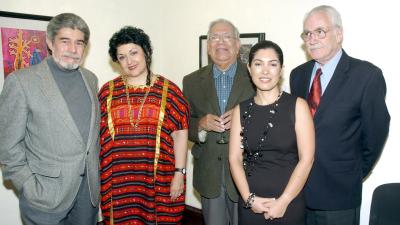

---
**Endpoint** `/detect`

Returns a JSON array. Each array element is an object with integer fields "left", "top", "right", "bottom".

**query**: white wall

[{"left": 1, "top": 1, "right": 399, "bottom": 224}]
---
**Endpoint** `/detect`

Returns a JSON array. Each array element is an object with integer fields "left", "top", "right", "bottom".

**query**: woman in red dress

[{"left": 98, "top": 26, "right": 189, "bottom": 225}]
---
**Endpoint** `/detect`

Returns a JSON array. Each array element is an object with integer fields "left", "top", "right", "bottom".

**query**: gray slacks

[
  {"left": 201, "top": 165, "right": 238, "bottom": 225},
  {"left": 19, "top": 170, "right": 98, "bottom": 225},
  {"left": 201, "top": 188, "right": 238, "bottom": 225}
]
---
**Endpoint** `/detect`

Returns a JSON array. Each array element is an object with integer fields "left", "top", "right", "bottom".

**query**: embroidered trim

[
  {"left": 153, "top": 78, "right": 169, "bottom": 225},
  {"left": 110, "top": 202, "right": 114, "bottom": 225},
  {"left": 154, "top": 79, "right": 169, "bottom": 180},
  {"left": 106, "top": 80, "right": 115, "bottom": 224},
  {"left": 107, "top": 80, "right": 115, "bottom": 140},
  {"left": 123, "top": 74, "right": 158, "bottom": 89}
]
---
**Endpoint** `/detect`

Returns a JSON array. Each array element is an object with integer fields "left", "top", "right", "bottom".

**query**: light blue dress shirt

[{"left": 309, "top": 49, "right": 343, "bottom": 94}]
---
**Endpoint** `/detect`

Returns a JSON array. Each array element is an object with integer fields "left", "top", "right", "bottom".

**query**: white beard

[{"left": 53, "top": 53, "right": 81, "bottom": 70}]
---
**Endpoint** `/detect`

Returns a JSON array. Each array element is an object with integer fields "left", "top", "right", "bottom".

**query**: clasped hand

[{"left": 251, "top": 196, "right": 289, "bottom": 220}]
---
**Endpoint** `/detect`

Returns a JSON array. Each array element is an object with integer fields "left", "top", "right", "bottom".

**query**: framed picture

[
  {"left": 0, "top": 11, "right": 52, "bottom": 89},
  {"left": 199, "top": 32, "right": 265, "bottom": 68}
]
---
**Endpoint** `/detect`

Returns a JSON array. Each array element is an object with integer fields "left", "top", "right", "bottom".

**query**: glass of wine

[
  {"left": 216, "top": 113, "right": 228, "bottom": 144},
  {"left": 216, "top": 130, "right": 228, "bottom": 144}
]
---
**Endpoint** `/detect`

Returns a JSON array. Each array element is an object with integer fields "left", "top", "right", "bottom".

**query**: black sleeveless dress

[{"left": 238, "top": 92, "right": 305, "bottom": 225}]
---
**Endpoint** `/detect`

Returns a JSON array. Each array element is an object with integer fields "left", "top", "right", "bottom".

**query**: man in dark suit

[
  {"left": 183, "top": 19, "right": 254, "bottom": 225},
  {"left": 290, "top": 5, "right": 390, "bottom": 225}
]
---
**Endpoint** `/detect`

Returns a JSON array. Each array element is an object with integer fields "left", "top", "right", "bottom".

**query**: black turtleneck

[{"left": 47, "top": 57, "right": 91, "bottom": 144}]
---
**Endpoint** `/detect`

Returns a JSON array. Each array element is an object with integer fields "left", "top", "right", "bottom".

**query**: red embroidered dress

[{"left": 99, "top": 75, "right": 189, "bottom": 225}]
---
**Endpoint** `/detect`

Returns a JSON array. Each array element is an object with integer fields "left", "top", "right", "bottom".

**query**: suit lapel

[
  {"left": 200, "top": 65, "right": 221, "bottom": 115},
  {"left": 301, "top": 62, "right": 315, "bottom": 99},
  {"left": 80, "top": 69, "right": 98, "bottom": 149},
  {"left": 37, "top": 59, "right": 84, "bottom": 145},
  {"left": 314, "top": 52, "right": 350, "bottom": 121},
  {"left": 225, "top": 62, "right": 249, "bottom": 111}
]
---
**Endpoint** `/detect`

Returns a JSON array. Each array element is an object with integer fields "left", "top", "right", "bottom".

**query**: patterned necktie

[{"left": 308, "top": 68, "right": 322, "bottom": 117}]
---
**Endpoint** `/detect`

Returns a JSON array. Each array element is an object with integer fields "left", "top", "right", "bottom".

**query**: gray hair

[
  {"left": 47, "top": 13, "right": 90, "bottom": 44},
  {"left": 304, "top": 5, "right": 343, "bottom": 29},
  {"left": 207, "top": 18, "right": 240, "bottom": 39}
]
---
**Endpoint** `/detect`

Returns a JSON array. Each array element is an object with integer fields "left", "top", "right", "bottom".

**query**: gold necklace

[{"left": 123, "top": 76, "right": 151, "bottom": 128}]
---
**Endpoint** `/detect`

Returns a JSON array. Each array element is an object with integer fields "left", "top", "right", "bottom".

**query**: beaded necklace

[
  {"left": 240, "top": 92, "right": 282, "bottom": 176},
  {"left": 123, "top": 76, "right": 152, "bottom": 128}
]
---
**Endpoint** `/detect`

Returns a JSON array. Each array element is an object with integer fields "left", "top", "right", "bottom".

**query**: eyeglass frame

[
  {"left": 208, "top": 33, "right": 238, "bottom": 42},
  {"left": 300, "top": 28, "right": 331, "bottom": 41}
]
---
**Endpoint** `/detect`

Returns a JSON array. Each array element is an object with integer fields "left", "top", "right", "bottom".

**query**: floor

[
  {"left": 97, "top": 206, "right": 204, "bottom": 225},
  {"left": 181, "top": 206, "right": 204, "bottom": 225}
]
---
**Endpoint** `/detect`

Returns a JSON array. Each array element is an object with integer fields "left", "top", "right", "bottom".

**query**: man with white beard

[{"left": 0, "top": 13, "right": 100, "bottom": 225}]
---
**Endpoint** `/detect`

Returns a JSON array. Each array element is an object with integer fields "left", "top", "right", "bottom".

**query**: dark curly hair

[
  {"left": 248, "top": 40, "right": 284, "bottom": 66},
  {"left": 109, "top": 26, "right": 153, "bottom": 85}
]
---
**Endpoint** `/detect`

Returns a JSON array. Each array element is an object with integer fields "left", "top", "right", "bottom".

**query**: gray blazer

[
  {"left": 183, "top": 61, "right": 254, "bottom": 201},
  {"left": 0, "top": 58, "right": 100, "bottom": 212}
]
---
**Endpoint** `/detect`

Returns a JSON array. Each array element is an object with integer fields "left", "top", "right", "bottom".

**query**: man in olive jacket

[{"left": 183, "top": 19, "right": 254, "bottom": 225}]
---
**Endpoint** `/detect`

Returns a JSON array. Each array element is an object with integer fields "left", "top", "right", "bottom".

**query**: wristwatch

[{"left": 175, "top": 168, "right": 186, "bottom": 175}]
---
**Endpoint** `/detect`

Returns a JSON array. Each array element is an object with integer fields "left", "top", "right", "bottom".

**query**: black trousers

[{"left": 306, "top": 207, "right": 360, "bottom": 225}]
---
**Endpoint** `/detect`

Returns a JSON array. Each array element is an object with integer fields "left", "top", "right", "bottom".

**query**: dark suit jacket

[
  {"left": 290, "top": 50, "right": 390, "bottom": 210},
  {"left": 183, "top": 61, "right": 254, "bottom": 201}
]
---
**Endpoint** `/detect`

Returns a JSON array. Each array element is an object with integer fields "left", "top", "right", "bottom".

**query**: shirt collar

[
  {"left": 213, "top": 61, "right": 238, "bottom": 79},
  {"left": 313, "top": 49, "right": 342, "bottom": 74}
]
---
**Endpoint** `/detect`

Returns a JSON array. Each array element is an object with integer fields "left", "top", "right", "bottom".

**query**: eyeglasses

[
  {"left": 301, "top": 28, "right": 330, "bottom": 41},
  {"left": 208, "top": 33, "right": 236, "bottom": 42}
]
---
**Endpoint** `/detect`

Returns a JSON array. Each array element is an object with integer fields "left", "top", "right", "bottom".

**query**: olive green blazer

[{"left": 183, "top": 61, "right": 254, "bottom": 201}]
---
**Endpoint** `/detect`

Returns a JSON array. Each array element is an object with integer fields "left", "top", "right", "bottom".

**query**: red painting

[{"left": 1, "top": 27, "right": 48, "bottom": 77}]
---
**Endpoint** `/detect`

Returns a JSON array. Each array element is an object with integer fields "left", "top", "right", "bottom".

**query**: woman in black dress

[{"left": 229, "top": 40, "right": 315, "bottom": 225}]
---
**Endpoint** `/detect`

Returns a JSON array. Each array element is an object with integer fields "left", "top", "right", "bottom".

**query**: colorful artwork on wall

[
  {"left": 1, "top": 27, "right": 48, "bottom": 76},
  {"left": 0, "top": 11, "right": 52, "bottom": 85}
]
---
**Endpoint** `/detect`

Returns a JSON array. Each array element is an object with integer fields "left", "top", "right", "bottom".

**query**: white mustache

[
  {"left": 308, "top": 44, "right": 322, "bottom": 50},
  {"left": 62, "top": 52, "right": 81, "bottom": 60}
]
